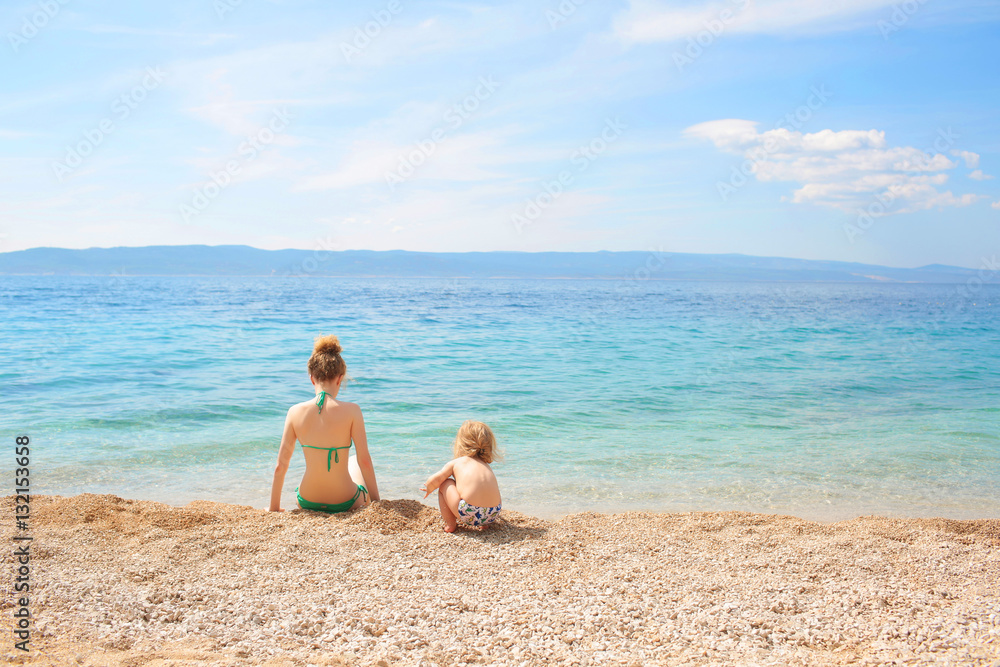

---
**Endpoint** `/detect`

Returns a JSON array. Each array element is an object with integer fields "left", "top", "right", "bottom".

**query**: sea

[{"left": 2, "top": 275, "right": 998, "bottom": 521}]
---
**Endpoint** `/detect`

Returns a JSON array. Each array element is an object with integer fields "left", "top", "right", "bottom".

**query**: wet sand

[{"left": 2, "top": 494, "right": 998, "bottom": 666}]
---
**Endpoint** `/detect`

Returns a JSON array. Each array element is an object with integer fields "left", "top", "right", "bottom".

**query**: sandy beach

[{"left": 2, "top": 494, "right": 998, "bottom": 666}]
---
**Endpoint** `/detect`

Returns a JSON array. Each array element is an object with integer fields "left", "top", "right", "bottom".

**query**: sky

[{"left": 1, "top": 0, "right": 998, "bottom": 268}]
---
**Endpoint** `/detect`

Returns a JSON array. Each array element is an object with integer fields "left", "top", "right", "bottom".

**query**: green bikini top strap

[
  {"left": 301, "top": 444, "right": 351, "bottom": 471},
  {"left": 316, "top": 390, "right": 329, "bottom": 413},
  {"left": 330, "top": 446, "right": 350, "bottom": 467}
]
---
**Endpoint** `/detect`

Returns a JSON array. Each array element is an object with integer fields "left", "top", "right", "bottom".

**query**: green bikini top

[{"left": 300, "top": 390, "right": 352, "bottom": 471}]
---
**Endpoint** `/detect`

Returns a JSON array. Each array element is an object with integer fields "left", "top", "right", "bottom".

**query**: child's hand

[
  {"left": 422, "top": 462, "right": 456, "bottom": 499},
  {"left": 421, "top": 475, "right": 440, "bottom": 498}
]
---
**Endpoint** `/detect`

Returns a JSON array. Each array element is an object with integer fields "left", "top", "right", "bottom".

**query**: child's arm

[
  {"left": 351, "top": 405, "right": 380, "bottom": 501},
  {"left": 421, "top": 458, "right": 458, "bottom": 498},
  {"left": 268, "top": 409, "right": 297, "bottom": 511}
]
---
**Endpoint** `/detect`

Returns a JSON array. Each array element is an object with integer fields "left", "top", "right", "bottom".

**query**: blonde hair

[
  {"left": 453, "top": 420, "right": 501, "bottom": 463},
  {"left": 307, "top": 335, "right": 346, "bottom": 382}
]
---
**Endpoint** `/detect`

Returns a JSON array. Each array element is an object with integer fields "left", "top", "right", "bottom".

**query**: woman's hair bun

[
  {"left": 313, "top": 334, "right": 342, "bottom": 356},
  {"left": 308, "top": 334, "right": 347, "bottom": 381}
]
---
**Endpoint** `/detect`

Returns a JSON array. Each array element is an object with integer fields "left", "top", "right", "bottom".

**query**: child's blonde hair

[{"left": 453, "top": 420, "right": 501, "bottom": 464}]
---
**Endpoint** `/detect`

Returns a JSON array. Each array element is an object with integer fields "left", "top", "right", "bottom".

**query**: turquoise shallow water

[{"left": 1, "top": 276, "right": 998, "bottom": 520}]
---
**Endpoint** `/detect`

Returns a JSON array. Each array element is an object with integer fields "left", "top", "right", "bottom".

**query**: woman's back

[
  {"left": 295, "top": 396, "right": 353, "bottom": 453},
  {"left": 293, "top": 396, "right": 365, "bottom": 504}
]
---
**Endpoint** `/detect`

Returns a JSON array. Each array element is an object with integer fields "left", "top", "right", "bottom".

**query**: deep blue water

[{"left": 1, "top": 276, "right": 998, "bottom": 520}]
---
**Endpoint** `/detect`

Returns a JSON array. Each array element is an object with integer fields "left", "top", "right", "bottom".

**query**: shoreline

[
  {"left": 38, "top": 487, "right": 1000, "bottom": 525},
  {"left": 3, "top": 494, "right": 999, "bottom": 666}
]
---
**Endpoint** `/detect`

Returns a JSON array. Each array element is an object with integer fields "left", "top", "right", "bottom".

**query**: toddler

[{"left": 421, "top": 420, "right": 502, "bottom": 531}]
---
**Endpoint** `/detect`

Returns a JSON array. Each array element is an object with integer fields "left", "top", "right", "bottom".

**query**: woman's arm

[
  {"left": 351, "top": 405, "right": 380, "bottom": 501},
  {"left": 268, "top": 409, "right": 297, "bottom": 511},
  {"left": 421, "top": 458, "right": 458, "bottom": 498}
]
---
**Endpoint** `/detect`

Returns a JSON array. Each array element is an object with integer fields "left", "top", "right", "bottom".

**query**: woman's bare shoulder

[
  {"left": 324, "top": 400, "right": 363, "bottom": 420},
  {"left": 340, "top": 401, "right": 363, "bottom": 416},
  {"left": 287, "top": 399, "right": 315, "bottom": 415}
]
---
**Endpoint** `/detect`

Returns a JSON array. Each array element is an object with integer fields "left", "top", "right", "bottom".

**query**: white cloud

[
  {"left": 81, "top": 24, "right": 235, "bottom": 46},
  {"left": 294, "top": 138, "right": 400, "bottom": 191},
  {"left": 294, "top": 117, "right": 544, "bottom": 192},
  {"left": 683, "top": 119, "right": 759, "bottom": 151},
  {"left": 685, "top": 119, "right": 887, "bottom": 154},
  {"left": 993, "top": 201, "right": 1000, "bottom": 210},
  {"left": 969, "top": 169, "right": 993, "bottom": 181},
  {"left": 614, "top": 0, "right": 898, "bottom": 44},
  {"left": 951, "top": 149, "right": 980, "bottom": 168},
  {"left": 0, "top": 129, "right": 34, "bottom": 139},
  {"left": 686, "top": 119, "right": 983, "bottom": 213},
  {"left": 181, "top": 65, "right": 319, "bottom": 141}
]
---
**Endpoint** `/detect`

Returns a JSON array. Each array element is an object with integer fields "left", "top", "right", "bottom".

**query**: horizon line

[{"left": 0, "top": 243, "right": 978, "bottom": 272}]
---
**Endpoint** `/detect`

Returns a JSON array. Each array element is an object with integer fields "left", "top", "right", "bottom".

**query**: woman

[{"left": 268, "top": 335, "right": 379, "bottom": 512}]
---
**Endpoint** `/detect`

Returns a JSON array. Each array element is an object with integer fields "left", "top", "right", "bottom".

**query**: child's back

[{"left": 451, "top": 455, "right": 501, "bottom": 508}]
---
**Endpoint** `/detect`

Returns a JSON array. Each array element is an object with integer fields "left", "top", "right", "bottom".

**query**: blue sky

[{"left": 1, "top": 0, "right": 998, "bottom": 267}]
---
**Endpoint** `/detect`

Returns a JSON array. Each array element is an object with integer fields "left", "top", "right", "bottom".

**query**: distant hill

[{"left": 0, "top": 245, "right": 980, "bottom": 282}]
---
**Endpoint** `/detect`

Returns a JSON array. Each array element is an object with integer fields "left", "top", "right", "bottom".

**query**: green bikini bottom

[{"left": 296, "top": 485, "right": 368, "bottom": 514}]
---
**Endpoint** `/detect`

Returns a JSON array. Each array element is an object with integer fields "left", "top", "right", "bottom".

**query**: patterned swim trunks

[{"left": 456, "top": 499, "right": 502, "bottom": 527}]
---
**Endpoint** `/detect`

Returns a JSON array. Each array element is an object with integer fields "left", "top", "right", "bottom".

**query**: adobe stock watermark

[
  {"left": 843, "top": 127, "right": 959, "bottom": 244},
  {"left": 234, "top": 234, "right": 343, "bottom": 338},
  {"left": 673, "top": 0, "right": 752, "bottom": 73},
  {"left": 618, "top": 246, "right": 669, "bottom": 289},
  {"left": 384, "top": 76, "right": 500, "bottom": 191},
  {"left": 511, "top": 117, "right": 627, "bottom": 234},
  {"left": 717, "top": 84, "right": 832, "bottom": 202},
  {"left": 900, "top": 254, "right": 1000, "bottom": 357},
  {"left": 568, "top": 247, "right": 670, "bottom": 344},
  {"left": 341, "top": 0, "right": 403, "bottom": 62},
  {"left": 214, "top": 0, "right": 247, "bottom": 20},
  {"left": 878, "top": 0, "right": 929, "bottom": 40},
  {"left": 546, "top": 0, "right": 587, "bottom": 30},
  {"left": 15, "top": 332, "right": 73, "bottom": 387},
  {"left": 694, "top": 284, "right": 798, "bottom": 385},
  {"left": 7, "top": 0, "right": 71, "bottom": 53},
  {"left": 51, "top": 66, "right": 167, "bottom": 182},
  {"left": 285, "top": 233, "right": 342, "bottom": 278},
  {"left": 179, "top": 108, "right": 293, "bottom": 223},
  {"left": 953, "top": 255, "right": 1000, "bottom": 305}
]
